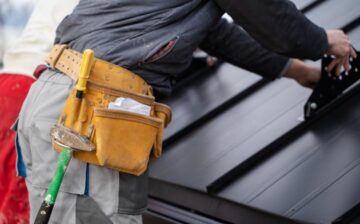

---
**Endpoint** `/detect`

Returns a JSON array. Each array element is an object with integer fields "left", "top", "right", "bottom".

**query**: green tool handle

[{"left": 34, "top": 147, "right": 72, "bottom": 224}]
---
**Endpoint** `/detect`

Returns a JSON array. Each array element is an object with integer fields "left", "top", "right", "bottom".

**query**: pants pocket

[{"left": 28, "top": 118, "right": 60, "bottom": 188}]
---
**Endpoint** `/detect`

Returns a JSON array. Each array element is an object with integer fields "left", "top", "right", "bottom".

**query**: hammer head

[{"left": 50, "top": 124, "right": 95, "bottom": 152}]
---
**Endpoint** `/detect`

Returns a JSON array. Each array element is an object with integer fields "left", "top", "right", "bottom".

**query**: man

[
  {"left": 0, "top": 0, "right": 78, "bottom": 223},
  {"left": 17, "top": 0, "right": 355, "bottom": 223}
]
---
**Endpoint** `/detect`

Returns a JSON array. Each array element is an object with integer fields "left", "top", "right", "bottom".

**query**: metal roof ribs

[{"left": 206, "top": 20, "right": 360, "bottom": 194}]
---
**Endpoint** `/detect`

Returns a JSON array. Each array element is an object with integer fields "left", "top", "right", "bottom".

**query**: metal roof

[{"left": 146, "top": 1, "right": 360, "bottom": 223}]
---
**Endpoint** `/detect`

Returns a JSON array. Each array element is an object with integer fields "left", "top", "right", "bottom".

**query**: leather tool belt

[{"left": 47, "top": 44, "right": 172, "bottom": 176}]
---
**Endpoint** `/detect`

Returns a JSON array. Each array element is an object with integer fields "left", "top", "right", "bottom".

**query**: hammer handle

[{"left": 34, "top": 147, "right": 72, "bottom": 224}]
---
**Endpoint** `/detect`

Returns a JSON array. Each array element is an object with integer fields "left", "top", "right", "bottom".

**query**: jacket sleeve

[
  {"left": 213, "top": 0, "right": 328, "bottom": 60},
  {"left": 200, "top": 19, "right": 290, "bottom": 80}
]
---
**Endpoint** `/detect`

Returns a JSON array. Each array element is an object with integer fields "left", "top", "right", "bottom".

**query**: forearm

[
  {"left": 213, "top": 0, "right": 328, "bottom": 60},
  {"left": 283, "top": 59, "right": 321, "bottom": 88},
  {"left": 284, "top": 59, "right": 306, "bottom": 79},
  {"left": 200, "top": 19, "right": 290, "bottom": 80}
]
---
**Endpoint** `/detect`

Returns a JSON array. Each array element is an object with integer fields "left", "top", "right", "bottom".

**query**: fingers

[
  {"left": 344, "top": 54, "right": 351, "bottom": 71},
  {"left": 336, "top": 58, "right": 345, "bottom": 76},
  {"left": 326, "top": 30, "right": 354, "bottom": 58},
  {"left": 327, "top": 57, "right": 341, "bottom": 73},
  {"left": 327, "top": 57, "right": 349, "bottom": 76},
  {"left": 324, "top": 30, "right": 358, "bottom": 77},
  {"left": 350, "top": 47, "right": 357, "bottom": 59}
]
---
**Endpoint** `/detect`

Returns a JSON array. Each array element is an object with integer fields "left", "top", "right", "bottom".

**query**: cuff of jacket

[
  {"left": 262, "top": 55, "right": 290, "bottom": 80},
  {"left": 301, "top": 26, "right": 328, "bottom": 61},
  {"left": 278, "top": 59, "right": 292, "bottom": 78}
]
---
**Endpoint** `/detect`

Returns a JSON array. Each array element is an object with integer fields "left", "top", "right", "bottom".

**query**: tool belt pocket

[
  {"left": 93, "top": 108, "right": 162, "bottom": 175},
  {"left": 53, "top": 81, "right": 171, "bottom": 176}
]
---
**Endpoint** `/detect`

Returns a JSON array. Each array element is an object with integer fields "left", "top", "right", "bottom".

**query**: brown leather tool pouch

[
  {"left": 153, "top": 102, "right": 172, "bottom": 158},
  {"left": 50, "top": 46, "right": 171, "bottom": 176}
]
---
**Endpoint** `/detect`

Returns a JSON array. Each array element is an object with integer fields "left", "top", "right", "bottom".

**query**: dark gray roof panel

[
  {"left": 218, "top": 120, "right": 343, "bottom": 203},
  {"left": 151, "top": 80, "right": 310, "bottom": 191},
  {"left": 248, "top": 99, "right": 360, "bottom": 216},
  {"left": 219, "top": 28, "right": 360, "bottom": 223},
  {"left": 291, "top": 161, "right": 360, "bottom": 223},
  {"left": 163, "top": 64, "right": 261, "bottom": 141}
]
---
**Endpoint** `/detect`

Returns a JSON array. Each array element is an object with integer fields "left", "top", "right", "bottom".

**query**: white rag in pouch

[{"left": 108, "top": 97, "right": 151, "bottom": 116}]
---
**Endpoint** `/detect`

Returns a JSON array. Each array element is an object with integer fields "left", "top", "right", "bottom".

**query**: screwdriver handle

[{"left": 76, "top": 49, "right": 94, "bottom": 97}]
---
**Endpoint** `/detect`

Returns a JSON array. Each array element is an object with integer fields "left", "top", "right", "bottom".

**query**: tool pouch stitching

[{"left": 53, "top": 73, "right": 171, "bottom": 176}]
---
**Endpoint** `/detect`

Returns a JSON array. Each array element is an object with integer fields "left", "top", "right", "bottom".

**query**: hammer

[{"left": 34, "top": 49, "right": 95, "bottom": 224}]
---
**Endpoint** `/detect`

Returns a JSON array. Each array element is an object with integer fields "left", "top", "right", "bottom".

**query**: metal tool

[
  {"left": 304, "top": 48, "right": 360, "bottom": 120},
  {"left": 34, "top": 49, "right": 95, "bottom": 224}
]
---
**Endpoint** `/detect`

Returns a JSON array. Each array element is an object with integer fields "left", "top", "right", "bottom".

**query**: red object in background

[{"left": 0, "top": 74, "right": 34, "bottom": 224}]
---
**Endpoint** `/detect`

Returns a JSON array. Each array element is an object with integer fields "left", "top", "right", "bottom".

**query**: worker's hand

[
  {"left": 326, "top": 30, "right": 357, "bottom": 75},
  {"left": 284, "top": 59, "right": 321, "bottom": 89}
]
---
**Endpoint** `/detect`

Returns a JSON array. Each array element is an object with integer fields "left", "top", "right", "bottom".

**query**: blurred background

[{"left": 0, "top": 0, "right": 36, "bottom": 68}]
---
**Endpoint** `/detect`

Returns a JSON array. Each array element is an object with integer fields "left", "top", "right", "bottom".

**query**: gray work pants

[{"left": 17, "top": 69, "right": 146, "bottom": 223}]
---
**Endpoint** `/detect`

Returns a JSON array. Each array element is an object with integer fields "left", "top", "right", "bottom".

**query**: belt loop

[
  {"left": 33, "top": 64, "right": 48, "bottom": 79},
  {"left": 46, "top": 44, "right": 69, "bottom": 68}
]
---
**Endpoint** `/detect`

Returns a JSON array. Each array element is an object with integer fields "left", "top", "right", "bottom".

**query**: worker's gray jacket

[
  {"left": 215, "top": 0, "right": 328, "bottom": 60},
  {"left": 54, "top": 0, "right": 329, "bottom": 96},
  {"left": 30, "top": 0, "right": 327, "bottom": 216}
]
